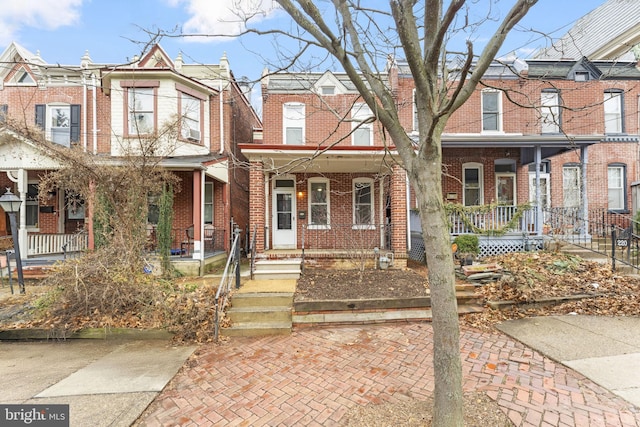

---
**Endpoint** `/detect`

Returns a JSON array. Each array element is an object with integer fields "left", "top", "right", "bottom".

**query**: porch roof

[
  {"left": 440, "top": 134, "right": 603, "bottom": 165},
  {"left": 238, "top": 144, "right": 397, "bottom": 173}
]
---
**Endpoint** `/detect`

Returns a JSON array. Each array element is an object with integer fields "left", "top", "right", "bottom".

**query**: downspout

[
  {"left": 379, "top": 179, "right": 384, "bottom": 248},
  {"left": 219, "top": 80, "right": 224, "bottom": 155},
  {"left": 92, "top": 74, "right": 98, "bottom": 154},
  {"left": 82, "top": 74, "right": 87, "bottom": 151},
  {"left": 535, "top": 145, "right": 542, "bottom": 236}
]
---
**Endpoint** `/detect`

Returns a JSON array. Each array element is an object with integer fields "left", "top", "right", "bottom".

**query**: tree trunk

[{"left": 411, "top": 137, "right": 463, "bottom": 426}]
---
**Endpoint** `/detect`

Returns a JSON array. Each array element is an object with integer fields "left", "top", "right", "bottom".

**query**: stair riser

[
  {"left": 221, "top": 327, "right": 291, "bottom": 337},
  {"left": 253, "top": 272, "right": 300, "bottom": 280},
  {"left": 228, "top": 311, "right": 292, "bottom": 323},
  {"left": 254, "top": 263, "right": 302, "bottom": 272},
  {"left": 231, "top": 296, "right": 294, "bottom": 307}
]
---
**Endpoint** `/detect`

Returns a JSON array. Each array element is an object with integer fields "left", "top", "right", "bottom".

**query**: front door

[{"left": 272, "top": 187, "right": 296, "bottom": 249}]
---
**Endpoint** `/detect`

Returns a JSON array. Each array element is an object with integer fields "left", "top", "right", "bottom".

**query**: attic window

[
  {"left": 321, "top": 86, "right": 335, "bottom": 95},
  {"left": 574, "top": 71, "right": 589, "bottom": 82},
  {"left": 18, "top": 71, "right": 34, "bottom": 83}
]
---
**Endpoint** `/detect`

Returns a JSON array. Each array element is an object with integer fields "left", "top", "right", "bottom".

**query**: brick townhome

[
  {"left": 0, "top": 42, "right": 260, "bottom": 274},
  {"left": 243, "top": 59, "right": 640, "bottom": 262}
]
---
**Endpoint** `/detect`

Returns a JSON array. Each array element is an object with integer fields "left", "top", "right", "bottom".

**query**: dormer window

[{"left": 574, "top": 71, "right": 589, "bottom": 82}]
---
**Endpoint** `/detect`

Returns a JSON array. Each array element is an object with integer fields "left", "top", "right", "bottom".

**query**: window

[
  {"left": 482, "top": 90, "right": 501, "bottom": 132},
  {"left": 147, "top": 194, "right": 159, "bottom": 225},
  {"left": 608, "top": 164, "right": 626, "bottom": 211},
  {"left": 604, "top": 90, "right": 623, "bottom": 134},
  {"left": 128, "top": 87, "right": 155, "bottom": 135},
  {"left": 25, "top": 183, "right": 38, "bottom": 228},
  {"left": 541, "top": 90, "right": 560, "bottom": 133},
  {"left": 353, "top": 178, "right": 374, "bottom": 226},
  {"left": 308, "top": 178, "right": 330, "bottom": 228},
  {"left": 321, "top": 86, "right": 335, "bottom": 95},
  {"left": 352, "top": 103, "right": 373, "bottom": 146},
  {"left": 562, "top": 164, "right": 581, "bottom": 208},
  {"left": 0, "top": 104, "right": 7, "bottom": 123},
  {"left": 574, "top": 71, "right": 589, "bottom": 82},
  {"left": 463, "top": 163, "right": 483, "bottom": 206},
  {"left": 283, "top": 103, "right": 305, "bottom": 144},
  {"left": 204, "top": 182, "right": 214, "bottom": 224},
  {"left": 180, "top": 92, "right": 202, "bottom": 141},
  {"left": 66, "top": 193, "right": 85, "bottom": 220},
  {"left": 495, "top": 160, "right": 516, "bottom": 206},
  {"left": 35, "top": 104, "right": 80, "bottom": 147}
]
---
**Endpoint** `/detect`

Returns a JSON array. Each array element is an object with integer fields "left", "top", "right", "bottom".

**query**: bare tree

[{"left": 252, "top": 1, "right": 538, "bottom": 425}]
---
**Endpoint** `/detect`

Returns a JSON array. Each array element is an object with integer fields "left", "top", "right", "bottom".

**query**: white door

[
  {"left": 529, "top": 173, "right": 550, "bottom": 209},
  {"left": 272, "top": 188, "right": 296, "bottom": 248}
]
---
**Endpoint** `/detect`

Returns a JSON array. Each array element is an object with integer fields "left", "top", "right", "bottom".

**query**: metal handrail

[
  {"left": 62, "top": 230, "right": 89, "bottom": 259},
  {"left": 214, "top": 230, "right": 241, "bottom": 342}
]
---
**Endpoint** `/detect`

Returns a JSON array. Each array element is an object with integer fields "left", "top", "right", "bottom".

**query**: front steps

[
  {"left": 221, "top": 279, "right": 296, "bottom": 337},
  {"left": 252, "top": 258, "right": 302, "bottom": 280}
]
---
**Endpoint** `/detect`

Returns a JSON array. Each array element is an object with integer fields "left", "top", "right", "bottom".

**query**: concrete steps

[
  {"left": 252, "top": 258, "right": 302, "bottom": 280},
  {"left": 222, "top": 290, "right": 294, "bottom": 337}
]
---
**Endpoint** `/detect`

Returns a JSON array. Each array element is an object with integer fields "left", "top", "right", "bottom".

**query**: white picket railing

[
  {"left": 27, "top": 233, "right": 88, "bottom": 256},
  {"left": 448, "top": 205, "right": 537, "bottom": 235}
]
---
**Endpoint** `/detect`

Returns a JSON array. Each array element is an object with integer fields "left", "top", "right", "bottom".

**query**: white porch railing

[
  {"left": 27, "top": 232, "right": 89, "bottom": 256},
  {"left": 448, "top": 205, "right": 538, "bottom": 235}
]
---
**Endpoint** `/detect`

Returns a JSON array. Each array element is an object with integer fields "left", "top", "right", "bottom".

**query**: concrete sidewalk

[
  {"left": 497, "top": 315, "right": 640, "bottom": 408},
  {"left": 0, "top": 339, "right": 196, "bottom": 427}
]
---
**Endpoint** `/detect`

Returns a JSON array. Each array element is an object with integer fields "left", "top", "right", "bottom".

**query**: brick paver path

[{"left": 137, "top": 323, "right": 640, "bottom": 426}]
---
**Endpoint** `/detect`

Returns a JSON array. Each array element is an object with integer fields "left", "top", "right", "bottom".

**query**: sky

[{"left": 0, "top": 0, "right": 609, "bottom": 104}]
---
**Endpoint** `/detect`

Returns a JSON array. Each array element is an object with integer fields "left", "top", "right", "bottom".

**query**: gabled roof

[
  {"left": 262, "top": 70, "right": 376, "bottom": 93},
  {"left": 535, "top": 0, "right": 640, "bottom": 61},
  {"left": 137, "top": 44, "right": 174, "bottom": 68},
  {"left": 527, "top": 57, "right": 640, "bottom": 80}
]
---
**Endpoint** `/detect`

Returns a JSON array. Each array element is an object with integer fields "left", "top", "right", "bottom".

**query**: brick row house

[
  {"left": 243, "top": 54, "right": 640, "bottom": 263},
  {"left": 0, "top": 42, "right": 260, "bottom": 274}
]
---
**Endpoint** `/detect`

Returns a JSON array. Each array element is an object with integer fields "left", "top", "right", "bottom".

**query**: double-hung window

[
  {"left": 463, "top": 162, "right": 483, "bottom": 206},
  {"left": 308, "top": 178, "right": 329, "bottom": 228},
  {"left": 540, "top": 90, "right": 560, "bottom": 133},
  {"left": 562, "top": 164, "right": 581, "bottom": 208},
  {"left": 35, "top": 104, "right": 80, "bottom": 147},
  {"left": 204, "top": 182, "right": 214, "bottom": 224},
  {"left": 608, "top": 164, "right": 626, "bottom": 211},
  {"left": 283, "top": 102, "right": 305, "bottom": 144},
  {"left": 353, "top": 178, "right": 374, "bottom": 227},
  {"left": 128, "top": 87, "right": 155, "bottom": 135},
  {"left": 181, "top": 93, "right": 202, "bottom": 141},
  {"left": 352, "top": 103, "right": 373, "bottom": 146},
  {"left": 482, "top": 90, "right": 501, "bottom": 132},
  {"left": 604, "top": 90, "right": 623, "bottom": 134}
]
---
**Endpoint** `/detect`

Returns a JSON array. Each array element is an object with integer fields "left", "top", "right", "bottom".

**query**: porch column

[
  {"left": 192, "top": 170, "right": 202, "bottom": 259},
  {"left": 581, "top": 145, "right": 589, "bottom": 238},
  {"left": 390, "top": 164, "right": 407, "bottom": 255},
  {"left": 6, "top": 169, "right": 27, "bottom": 256},
  {"left": 535, "top": 145, "right": 543, "bottom": 236},
  {"left": 249, "top": 162, "right": 265, "bottom": 253}
]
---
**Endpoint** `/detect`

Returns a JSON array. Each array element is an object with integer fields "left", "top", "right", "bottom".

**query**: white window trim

[
  {"left": 180, "top": 92, "right": 202, "bottom": 141},
  {"left": 607, "top": 165, "right": 625, "bottom": 211},
  {"left": 562, "top": 165, "right": 581, "bottom": 208},
  {"left": 308, "top": 178, "right": 330, "bottom": 229},
  {"left": 283, "top": 102, "right": 305, "bottom": 145},
  {"left": 127, "top": 87, "right": 155, "bottom": 135},
  {"left": 604, "top": 91, "right": 623, "bottom": 134},
  {"left": 540, "top": 91, "right": 560, "bottom": 134},
  {"left": 46, "top": 103, "right": 71, "bottom": 145},
  {"left": 462, "top": 162, "right": 484, "bottom": 206},
  {"left": 351, "top": 103, "right": 374, "bottom": 146},
  {"left": 481, "top": 90, "right": 503, "bottom": 133},
  {"left": 352, "top": 177, "right": 375, "bottom": 229}
]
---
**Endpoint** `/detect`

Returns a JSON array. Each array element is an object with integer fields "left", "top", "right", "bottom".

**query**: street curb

[{"left": 0, "top": 327, "right": 174, "bottom": 341}]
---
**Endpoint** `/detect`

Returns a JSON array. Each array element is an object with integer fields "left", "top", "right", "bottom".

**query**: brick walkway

[{"left": 136, "top": 323, "right": 640, "bottom": 426}]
